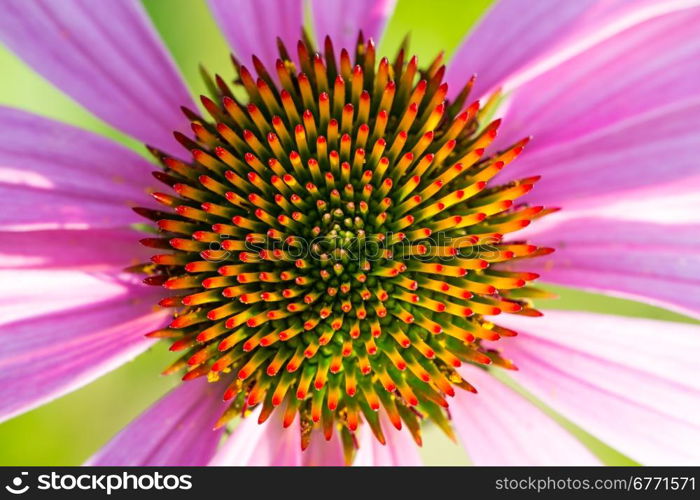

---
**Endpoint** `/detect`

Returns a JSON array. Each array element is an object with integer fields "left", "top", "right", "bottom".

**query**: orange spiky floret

[{"left": 136, "top": 32, "right": 553, "bottom": 462}]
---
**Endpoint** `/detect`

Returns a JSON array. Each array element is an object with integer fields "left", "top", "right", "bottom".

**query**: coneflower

[
  {"left": 135, "top": 33, "right": 552, "bottom": 459},
  {"left": 2, "top": 0, "right": 699, "bottom": 468}
]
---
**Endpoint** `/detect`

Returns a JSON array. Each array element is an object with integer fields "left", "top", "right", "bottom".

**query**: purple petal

[
  {"left": 492, "top": 6, "right": 700, "bottom": 154},
  {"left": 211, "top": 409, "right": 302, "bottom": 465},
  {"left": 353, "top": 412, "right": 422, "bottom": 466},
  {"left": 511, "top": 213, "right": 700, "bottom": 320},
  {"left": 452, "top": 365, "right": 599, "bottom": 465},
  {"left": 302, "top": 428, "right": 344, "bottom": 466},
  {"left": 0, "top": 272, "right": 168, "bottom": 423},
  {"left": 447, "top": 0, "right": 697, "bottom": 100},
  {"left": 310, "top": 0, "right": 396, "bottom": 50},
  {"left": 207, "top": 0, "right": 303, "bottom": 66},
  {"left": 498, "top": 99, "right": 700, "bottom": 209},
  {"left": 88, "top": 378, "right": 228, "bottom": 466},
  {"left": 496, "top": 98, "right": 700, "bottom": 318},
  {"left": 211, "top": 408, "right": 346, "bottom": 465},
  {"left": 0, "top": 0, "right": 194, "bottom": 152},
  {"left": 0, "top": 107, "right": 158, "bottom": 230},
  {"left": 0, "top": 271, "right": 148, "bottom": 329},
  {"left": 545, "top": 178, "right": 700, "bottom": 225},
  {"left": 0, "top": 185, "right": 142, "bottom": 231},
  {"left": 0, "top": 227, "right": 150, "bottom": 270},
  {"left": 446, "top": 0, "right": 599, "bottom": 98},
  {"left": 496, "top": 311, "right": 700, "bottom": 465}
]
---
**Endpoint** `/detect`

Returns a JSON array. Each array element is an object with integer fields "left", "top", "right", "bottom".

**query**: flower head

[{"left": 134, "top": 33, "right": 552, "bottom": 455}]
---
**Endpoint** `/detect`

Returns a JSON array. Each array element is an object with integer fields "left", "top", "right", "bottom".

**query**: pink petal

[
  {"left": 447, "top": 0, "right": 698, "bottom": 100},
  {"left": 88, "top": 378, "right": 227, "bottom": 465},
  {"left": 497, "top": 99, "right": 700, "bottom": 210},
  {"left": 0, "top": 272, "right": 168, "bottom": 423},
  {"left": 0, "top": 271, "right": 147, "bottom": 327},
  {"left": 0, "top": 227, "right": 150, "bottom": 270},
  {"left": 207, "top": 0, "right": 303, "bottom": 66},
  {"left": 353, "top": 413, "right": 422, "bottom": 466},
  {"left": 452, "top": 365, "right": 599, "bottom": 465},
  {"left": 446, "top": 0, "right": 600, "bottom": 98},
  {"left": 211, "top": 409, "right": 302, "bottom": 465},
  {"left": 548, "top": 176, "right": 700, "bottom": 225},
  {"left": 492, "top": 6, "right": 700, "bottom": 155},
  {"left": 212, "top": 408, "right": 345, "bottom": 466},
  {"left": 511, "top": 213, "right": 700, "bottom": 320},
  {"left": 0, "top": 0, "right": 194, "bottom": 152},
  {"left": 495, "top": 311, "right": 700, "bottom": 465},
  {"left": 310, "top": 0, "right": 396, "bottom": 50},
  {"left": 0, "top": 107, "right": 158, "bottom": 230},
  {"left": 302, "top": 428, "right": 345, "bottom": 466}
]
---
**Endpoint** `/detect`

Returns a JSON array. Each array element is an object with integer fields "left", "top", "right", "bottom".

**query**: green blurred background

[{"left": 0, "top": 0, "right": 697, "bottom": 466}]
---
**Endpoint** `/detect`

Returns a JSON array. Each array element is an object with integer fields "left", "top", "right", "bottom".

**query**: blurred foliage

[{"left": 0, "top": 0, "right": 695, "bottom": 466}]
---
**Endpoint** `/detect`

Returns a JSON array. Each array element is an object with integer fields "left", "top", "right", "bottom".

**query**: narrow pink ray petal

[
  {"left": 495, "top": 311, "right": 700, "bottom": 465},
  {"left": 446, "top": 0, "right": 599, "bottom": 98},
  {"left": 88, "top": 378, "right": 228, "bottom": 466},
  {"left": 0, "top": 227, "right": 151, "bottom": 270},
  {"left": 210, "top": 408, "right": 302, "bottom": 465},
  {"left": 207, "top": 0, "right": 303, "bottom": 66},
  {"left": 492, "top": 6, "right": 700, "bottom": 153},
  {"left": 447, "top": 0, "right": 699, "bottom": 100},
  {"left": 310, "top": 0, "right": 396, "bottom": 51},
  {"left": 509, "top": 213, "right": 700, "bottom": 320},
  {"left": 0, "top": 107, "right": 159, "bottom": 231},
  {"left": 554, "top": 177, "right": 700, "bottom": 225},
  {"left": 302, "top": 428, "right": 345, "bottom": 466},
  {"left": 0, "top": 271, "right": 149, "bottom": 326},
  {"left": 452, "top": 365, "right": 600, "bottom": 465},
  {"left": 0, "top": 272, "right": 169, "bottom": 423},
  {"left": 496, "top": 99, "right": 700, "bottom": 210},
  {"left": 353, "top": 412, "right": 422, "bottom": 466},
  {"left": 211, "top": 408, "right": 345, "bottom": 466},
  {"left": 0, "top": 0, "right": 194, "bottom": 152}
]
